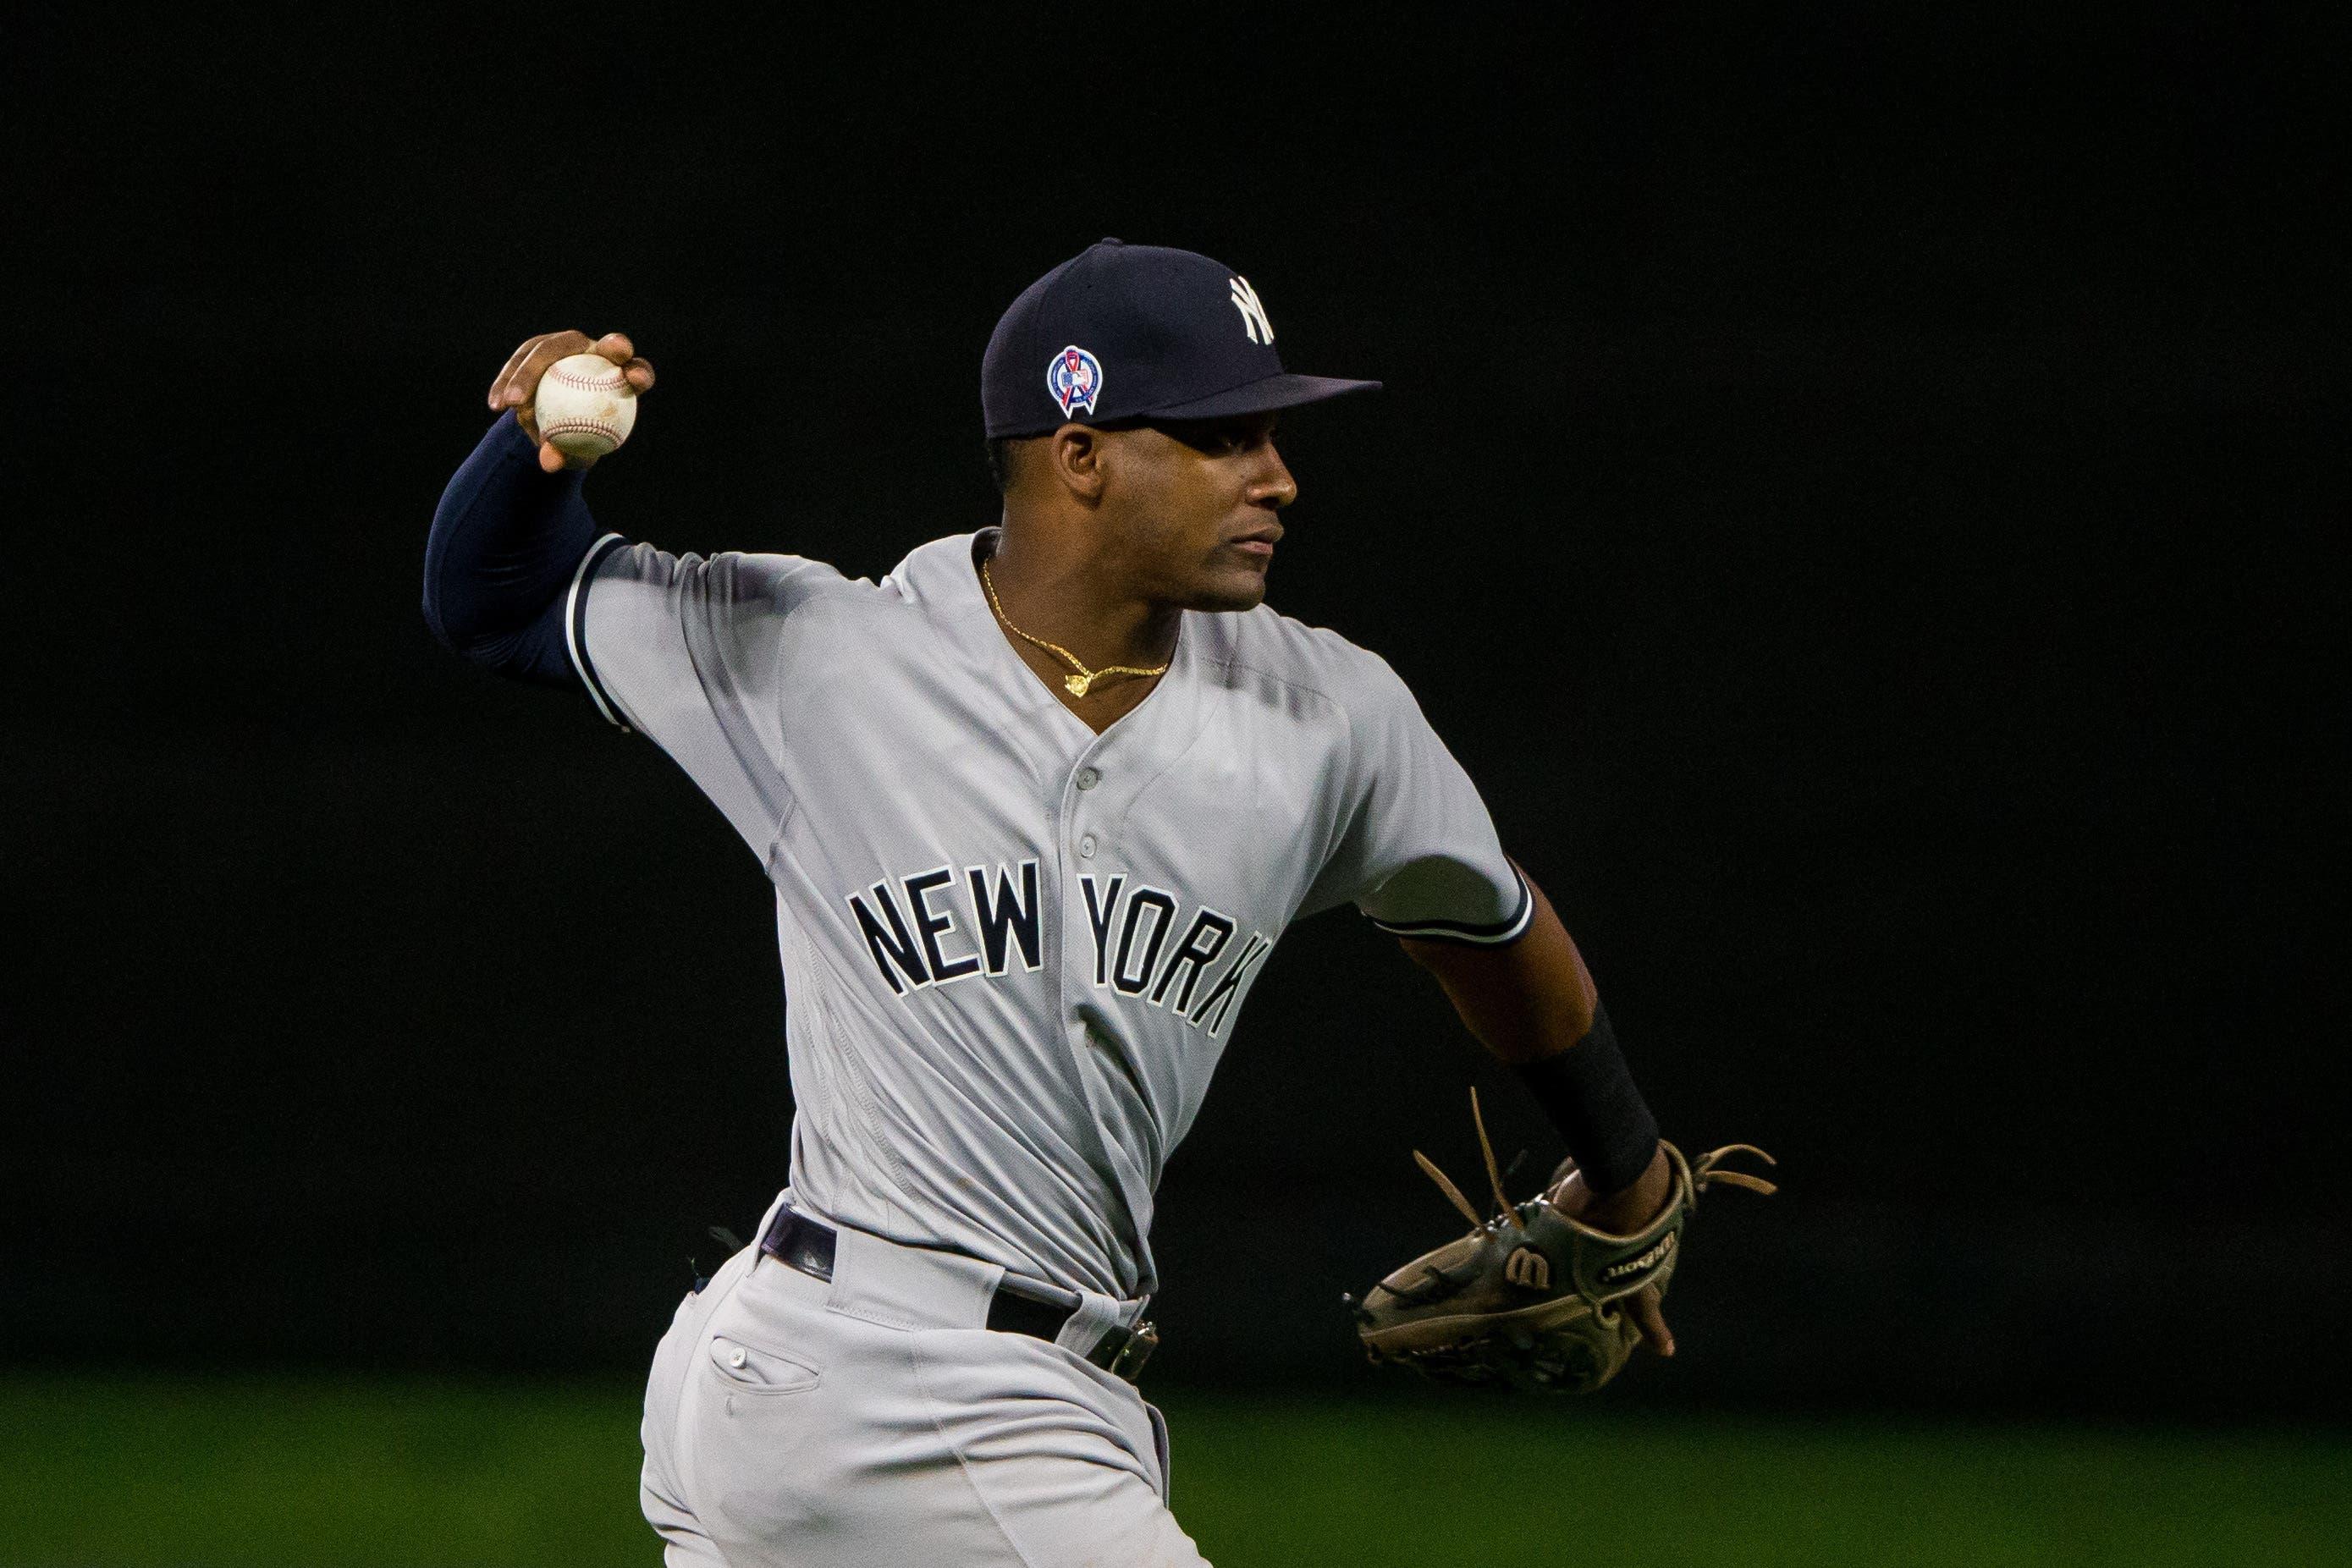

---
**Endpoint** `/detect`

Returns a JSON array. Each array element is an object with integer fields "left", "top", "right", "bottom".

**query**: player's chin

[{"left": 1185, "top": 559, "right": 1272, "bottom": 613}]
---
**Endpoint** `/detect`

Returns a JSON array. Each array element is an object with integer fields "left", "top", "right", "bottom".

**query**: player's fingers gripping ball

[
  {"left": 534, "top": 352, "right": 638, "bottom": 465},
  {"left": 1349, "top": 1091, "right": 1776, "bottom": 1394}
]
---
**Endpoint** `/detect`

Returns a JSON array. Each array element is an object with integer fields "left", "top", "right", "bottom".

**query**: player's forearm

[
  {"left": 421, "top": 411, "right": 600, "bottom": 685},
  {"left": 1401, "top": 872, "right": 1595, "bottom": 1063},
  {"left": 1402, "top": 870, "right": 1662, "bottom": 1201}
]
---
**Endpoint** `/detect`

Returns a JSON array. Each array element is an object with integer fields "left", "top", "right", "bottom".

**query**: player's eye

[{"left": 1165, "top": 417, "right": 1272, "bottom": 455}]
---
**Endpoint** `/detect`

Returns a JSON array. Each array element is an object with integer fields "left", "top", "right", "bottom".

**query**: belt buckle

[{"left": 1104, "top": 1319, "right": 1159, "bottom": 1382}]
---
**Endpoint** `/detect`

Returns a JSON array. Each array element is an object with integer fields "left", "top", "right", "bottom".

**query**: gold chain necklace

[{"left": 980, "top": 559, "right": 1170, "bottom": 698}]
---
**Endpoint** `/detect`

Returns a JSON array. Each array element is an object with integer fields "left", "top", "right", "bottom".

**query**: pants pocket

[{"left": 708, "top": 1333, "right": 822, "bottom": 1395}]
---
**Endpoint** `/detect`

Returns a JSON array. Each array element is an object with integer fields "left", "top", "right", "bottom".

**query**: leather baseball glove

[{"left": 1349, "top": 1091, "right": 1776, "bottom": 1394}]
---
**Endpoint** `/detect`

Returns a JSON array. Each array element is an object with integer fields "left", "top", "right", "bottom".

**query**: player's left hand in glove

[{"left": 1347, "top": 1091, "right": 1776, "bottom": 1394}]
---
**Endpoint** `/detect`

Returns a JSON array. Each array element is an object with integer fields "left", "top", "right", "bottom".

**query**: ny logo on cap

[{"left": 1229, "top": 275, "right": 1274, "bottom": 346}]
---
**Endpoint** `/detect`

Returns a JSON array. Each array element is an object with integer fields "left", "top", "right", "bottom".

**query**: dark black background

[{"left": 7, "top": 8, "right": 2341, "bottom": 1421}]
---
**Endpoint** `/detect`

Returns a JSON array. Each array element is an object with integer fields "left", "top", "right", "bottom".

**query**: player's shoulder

[
  {"left": 594, "top": 538, "right": 907, "bottom": 619},
  {"left": 1193, "top": 599, "right": 1416, "bottom": 721},
  {"left": 597, "top": 539, "right": 837, "bottom": 592},
  {"left": 874, "top": 531, "right": 989, "bottom": 614}
]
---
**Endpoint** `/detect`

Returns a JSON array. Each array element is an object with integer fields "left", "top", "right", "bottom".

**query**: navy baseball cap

[{"left": 982, "top": 239, "right": 1380, "bottom": 438}]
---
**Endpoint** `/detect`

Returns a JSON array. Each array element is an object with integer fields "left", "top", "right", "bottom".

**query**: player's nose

[{"left": 1252, "top": 444, "right": 1298, "bottom": 509}]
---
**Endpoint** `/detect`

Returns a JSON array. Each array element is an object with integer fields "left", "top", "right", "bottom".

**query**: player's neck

[{"left": 982, "top": 527, "right": 1180, "bottom": 674}]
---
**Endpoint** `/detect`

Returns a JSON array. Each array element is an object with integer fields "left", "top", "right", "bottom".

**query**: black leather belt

[{"left": 758, "top": 1208, "right": 1157, "bottom": 1383}]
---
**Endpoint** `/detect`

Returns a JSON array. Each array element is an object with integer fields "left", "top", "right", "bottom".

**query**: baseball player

[{"left": 425, "top": 239, "right": 1681, "bottom": 1566}]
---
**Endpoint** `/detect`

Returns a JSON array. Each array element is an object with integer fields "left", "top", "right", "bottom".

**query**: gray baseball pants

[{"left": 639, "top": 1196, "right": 1211, "bottom": 1566}]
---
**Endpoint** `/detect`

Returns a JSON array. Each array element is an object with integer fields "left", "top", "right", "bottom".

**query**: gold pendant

[{"left": 1065, "top": 674, "right": 1092, "bottom": 696}]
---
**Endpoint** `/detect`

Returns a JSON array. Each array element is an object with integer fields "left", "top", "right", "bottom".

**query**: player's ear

[{"left": 1049, "top": 424, "right": 1108, "bottom": 503}]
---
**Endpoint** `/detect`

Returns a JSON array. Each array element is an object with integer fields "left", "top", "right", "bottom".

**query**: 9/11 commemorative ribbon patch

[{"left": 1048, "top": 345, "right": 1103, "bottom": 418}]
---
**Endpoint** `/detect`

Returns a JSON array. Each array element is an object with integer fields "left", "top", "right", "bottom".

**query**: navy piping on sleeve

[
  {"left": 1368, "top": 863, "right": 1535, "bottom": 947},
  {"left": 566, "top": 532, "right": 634, "bottom": 731}
]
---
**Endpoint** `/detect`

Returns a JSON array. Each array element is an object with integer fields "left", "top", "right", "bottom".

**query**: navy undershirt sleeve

[{"left": 421, "top": 411, "right": 602, "bottom": 690}]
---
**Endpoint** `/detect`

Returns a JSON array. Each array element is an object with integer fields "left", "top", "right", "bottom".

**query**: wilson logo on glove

[
  {"left": 1600, "top": 1233, "right": 1676, "bottom": 1283},
  {"left": 1347, "top": 1089, "right": 1776, "bottom": 1395}
]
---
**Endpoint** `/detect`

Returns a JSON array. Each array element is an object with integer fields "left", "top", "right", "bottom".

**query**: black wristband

[{"left": 1509, "top": 1001, "right": 1660, "bottom": 1198}]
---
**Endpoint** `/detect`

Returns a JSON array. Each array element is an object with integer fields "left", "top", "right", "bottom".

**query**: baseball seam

[
  {"left": 548, "top": 364, "right": 627, "bottom": 389},
  {"left": 541, "top": 419, "right": 626, "bottom": 445}
]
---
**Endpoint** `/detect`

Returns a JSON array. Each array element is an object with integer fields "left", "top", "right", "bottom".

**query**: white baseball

[{"left": 533, "top": 353, "right": 638, "bottom": 462}]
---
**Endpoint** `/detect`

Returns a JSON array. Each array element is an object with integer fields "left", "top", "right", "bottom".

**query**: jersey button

[
  {"left": 1078, "top": 834, "right": 1097, "bottom": 859},
  {"left": 1076, "top": 767, "right": 1101, "bottom": 790}
]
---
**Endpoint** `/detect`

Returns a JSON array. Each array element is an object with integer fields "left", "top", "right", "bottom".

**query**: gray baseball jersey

[{"left": 566, "top": 525, "right": 1529, "bottom": 1300}]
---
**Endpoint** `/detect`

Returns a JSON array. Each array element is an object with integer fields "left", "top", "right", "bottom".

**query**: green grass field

[{"left": 3, "top": 1378, "right": 2345, "bottom": 1566}]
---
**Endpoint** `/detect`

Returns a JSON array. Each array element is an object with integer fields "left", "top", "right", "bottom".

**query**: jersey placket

[{"left": 1049, "top": 657, "right": 1223, "bottom": 1297}]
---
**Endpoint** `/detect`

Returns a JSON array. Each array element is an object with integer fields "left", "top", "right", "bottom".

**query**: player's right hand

[{"left": 486, "top": 330, "right": 657, "bottom": 473}]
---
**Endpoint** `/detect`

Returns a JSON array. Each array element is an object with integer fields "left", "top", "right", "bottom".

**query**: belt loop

[
  {"left": 825, "top": 1221, "right": 1003, "bottom": 1330},
  {"left": 1053, "top": 1289, "right": 1128, "bottom": 1360}
]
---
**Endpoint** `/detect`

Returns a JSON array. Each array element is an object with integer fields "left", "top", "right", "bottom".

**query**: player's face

[{"left": 1101, "top": 412, "right": 1297, "bottom": 612}]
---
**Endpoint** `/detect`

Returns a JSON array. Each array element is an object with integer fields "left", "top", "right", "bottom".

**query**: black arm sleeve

[
  {"left": 421, "top": 411, "right": 603, "bottom": 689},
  {"left": 1510, "top": 1002, "right": 1661, "bottom": 1199}
]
